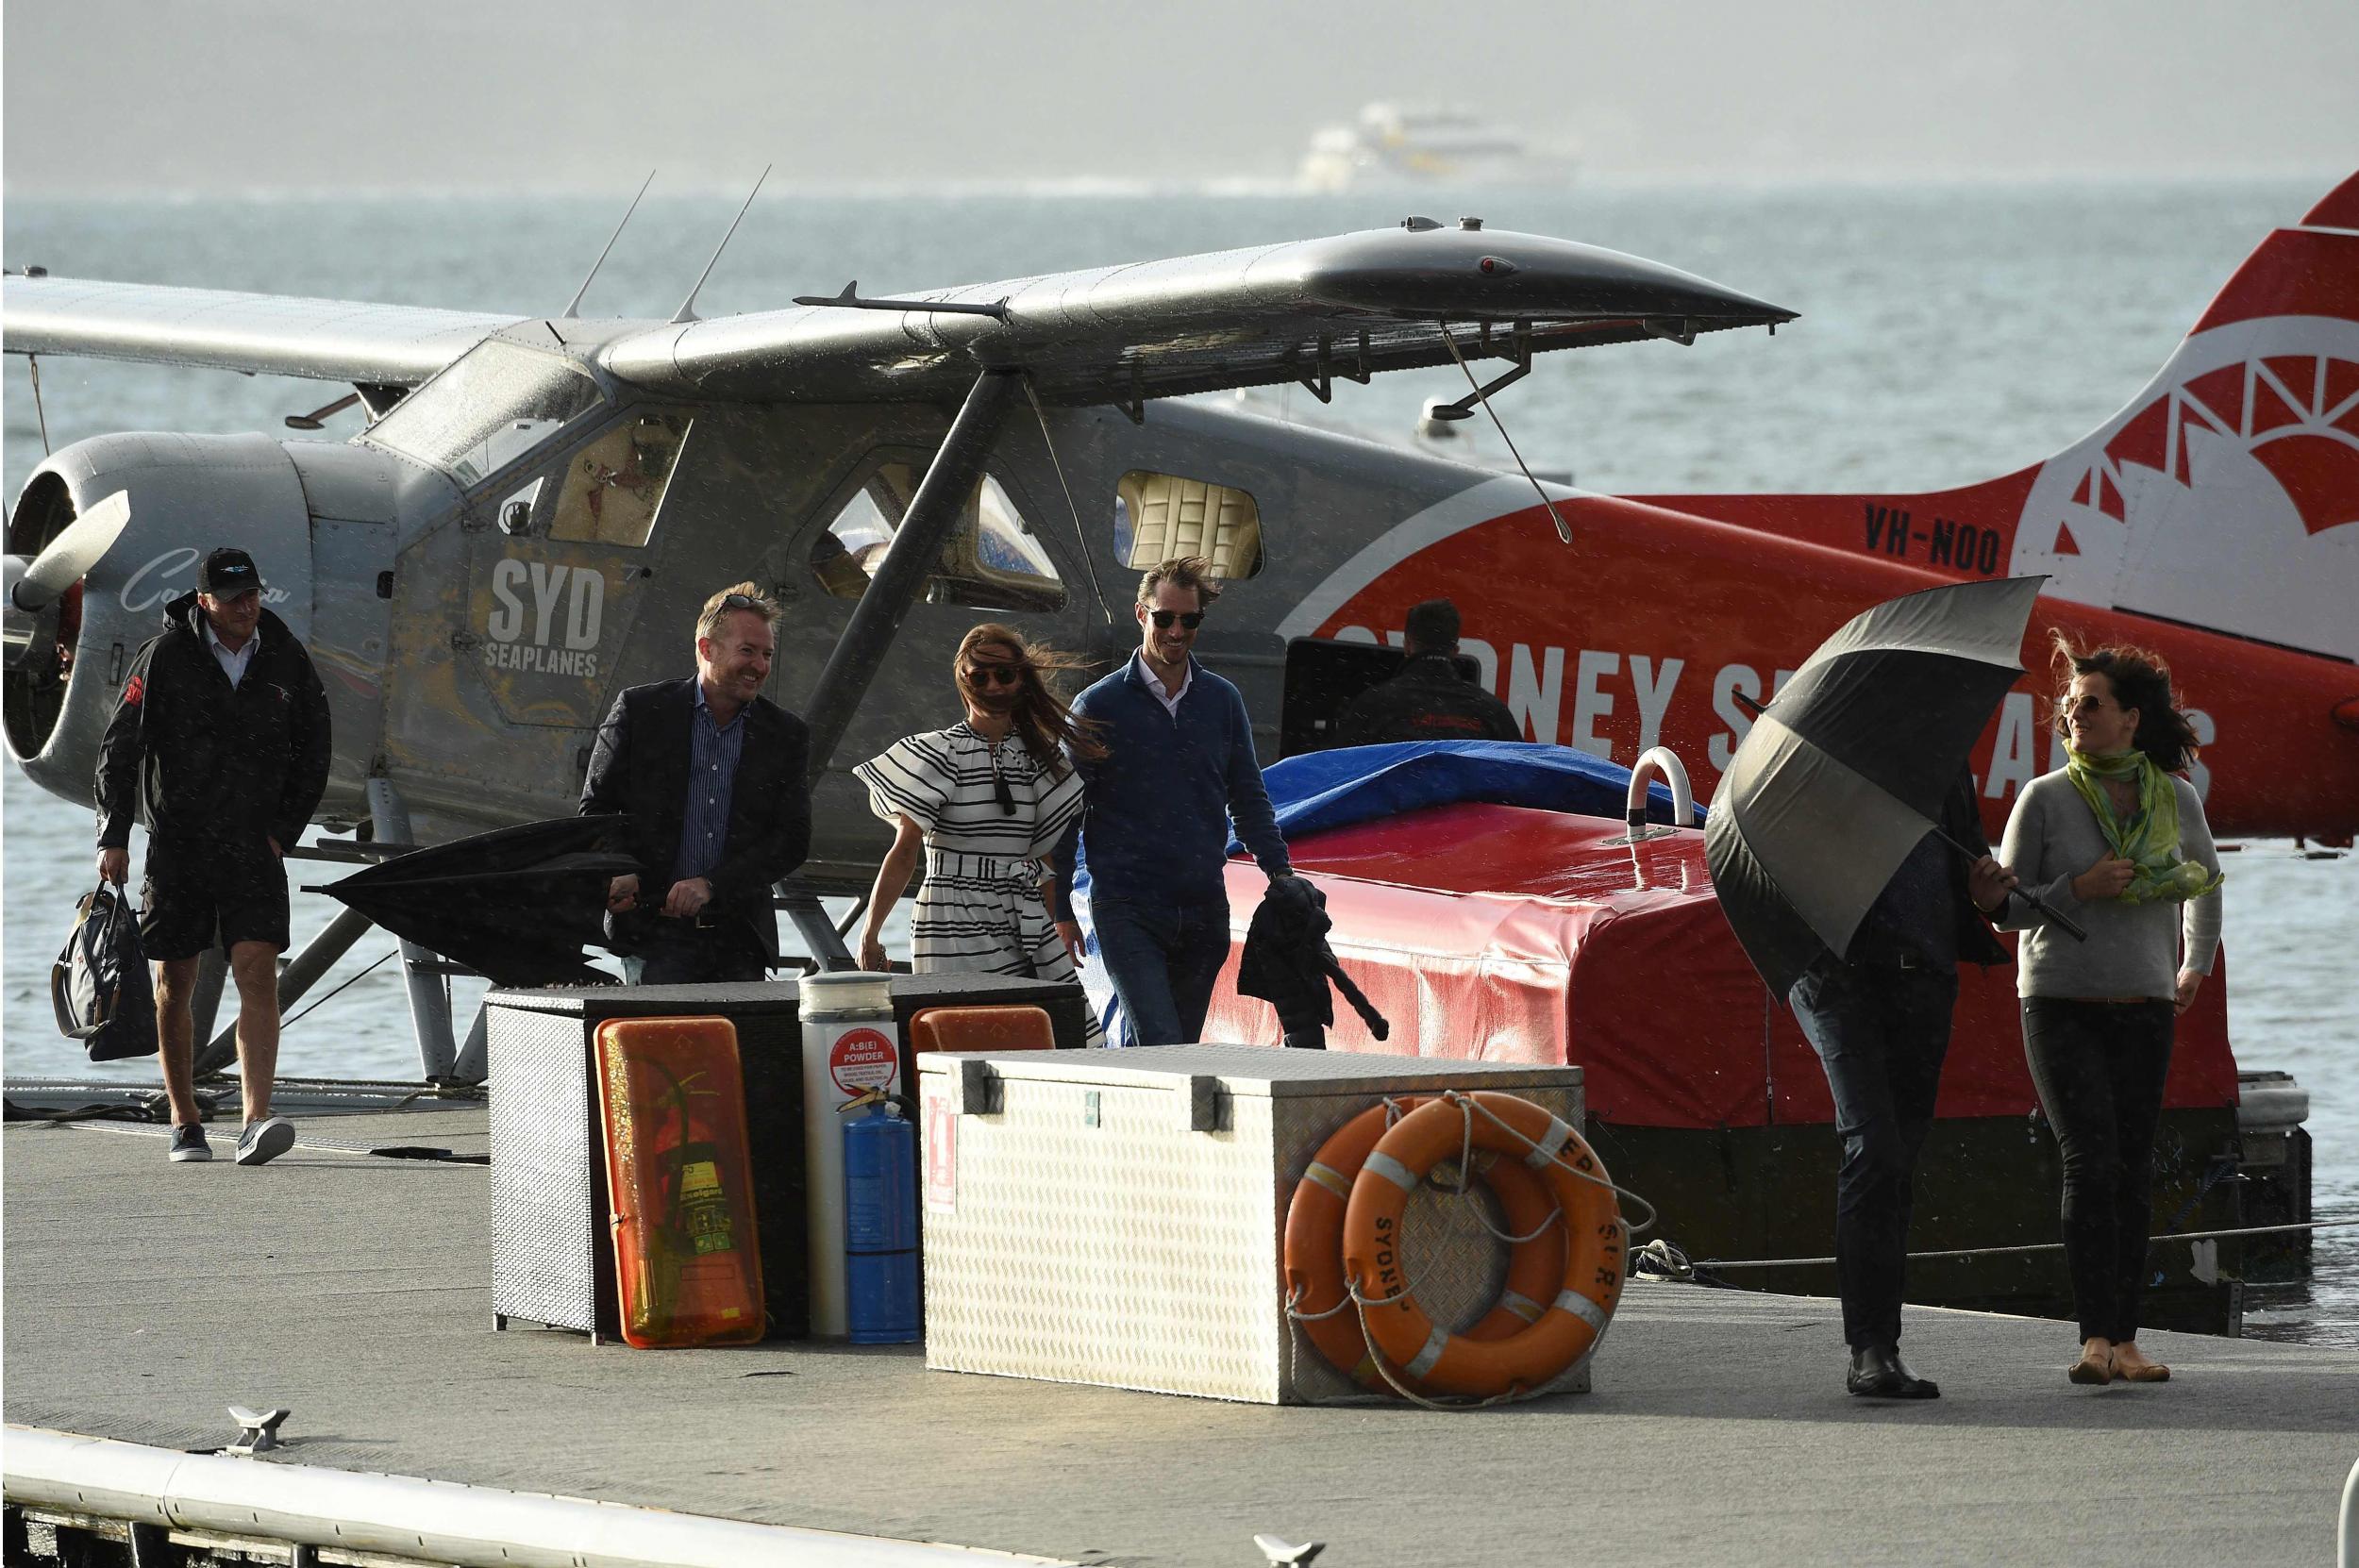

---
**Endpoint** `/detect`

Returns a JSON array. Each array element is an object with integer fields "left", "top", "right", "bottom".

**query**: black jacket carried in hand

[
  {"left": 579, "top": 676, "right": 812, "bottom": 963},
  {"left": 1334, "top": 651, "right": 1523, "bottom": 746},
  {"left": 93, "top": 592, "right": 332, "bottom": 852},
  {"left": 1237, "top": 875, "right": 1390, "bottom": 1050}
]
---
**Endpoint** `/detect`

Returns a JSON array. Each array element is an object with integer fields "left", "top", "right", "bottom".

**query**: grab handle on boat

[{"left": 1616, "top": 746, "right": 1694, "bottom": 843}]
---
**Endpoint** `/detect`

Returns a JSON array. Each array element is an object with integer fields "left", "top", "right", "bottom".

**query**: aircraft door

[
  {"left": 790, "top": 450, "right": 1090, "bottom": 882},
  {"left": 468, "top": 409, "right": 689, "bottom": 724},
  {"left": 285, "top": 442, "right": 403, "bottom": 817}
]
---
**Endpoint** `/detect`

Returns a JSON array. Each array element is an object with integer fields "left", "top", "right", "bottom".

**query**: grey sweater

[{"left": 1995, "top": 769, "right": 2222, "bottom": 1001}]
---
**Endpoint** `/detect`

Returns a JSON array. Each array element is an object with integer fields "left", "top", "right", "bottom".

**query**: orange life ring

[
  {"left": 1283, "top": 1099, "right": 1568, "bottom": 1394},
  {"left": 1342, "top": 1092, "right": 1624, "bottom": 1398}
]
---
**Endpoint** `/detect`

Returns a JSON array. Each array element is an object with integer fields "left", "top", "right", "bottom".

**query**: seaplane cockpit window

[
  {"left": 363, "top": 340, "right": 604, "bottom": 488},
  {"left": 545, "top": 411, "right": 690, "bottom": 548},
  {"left": 811, "top": 463, "right": 1067, "bottom": 613},
  {"left": 1115, "top": 471, "right": 1263, "bottom": 580}
]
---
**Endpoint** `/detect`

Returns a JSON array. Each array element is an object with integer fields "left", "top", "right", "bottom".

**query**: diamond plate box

[{"left": 918, "top": 1044, "right": 1590, "bottom": 1404}]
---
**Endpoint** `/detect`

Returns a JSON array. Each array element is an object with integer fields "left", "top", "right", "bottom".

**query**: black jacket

[
  {"left": 578, "top": 676, "right": 811, "bottom": 961},
  {"left": 94, "top": 592, "right": 332, "bottom": 852},
  {"left": 1942, "top": 774, "right": 2014, "bottom": 968},
  {"left": 1236, "top": 875, "right": 1390, "bottom": 1049},
  {"left": 1334, "top": 651, "right": 1523, "bottom": 746}
]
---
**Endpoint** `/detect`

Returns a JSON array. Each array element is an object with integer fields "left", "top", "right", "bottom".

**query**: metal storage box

[{"left": 919, "top": 1044, "right": 1591, "bottom": 1404}]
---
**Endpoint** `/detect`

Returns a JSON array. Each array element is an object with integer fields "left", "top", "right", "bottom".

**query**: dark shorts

[{"left": 139, "top": 837, "right": 291, "bottom": 961}]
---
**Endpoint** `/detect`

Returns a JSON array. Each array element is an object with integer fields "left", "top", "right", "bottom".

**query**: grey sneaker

[
  {"left": 168, "top": 1124, "right": 213, "bottom": 1162},
  {"left": 234, "top": 1116, "right": 295, "bottom": 1167}
]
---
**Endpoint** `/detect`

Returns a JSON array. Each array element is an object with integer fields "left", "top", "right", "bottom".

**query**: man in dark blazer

[{"left": 580, "top": 583, "right": 811, "bottom": 983}]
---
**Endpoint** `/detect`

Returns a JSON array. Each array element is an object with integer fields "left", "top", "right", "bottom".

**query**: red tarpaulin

[{"left": 1201, "top": 802, "right": 2235, "bottom": 1129}]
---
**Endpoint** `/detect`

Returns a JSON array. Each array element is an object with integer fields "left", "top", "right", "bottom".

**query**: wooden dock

[{"left": 5, "top": 1105, "right": 2354, "bottom": 1566}]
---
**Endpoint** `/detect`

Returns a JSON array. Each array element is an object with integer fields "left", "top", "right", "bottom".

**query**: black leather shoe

[{"left": 1848, "top": 1343, "right": 1940, "bottom": 1399}]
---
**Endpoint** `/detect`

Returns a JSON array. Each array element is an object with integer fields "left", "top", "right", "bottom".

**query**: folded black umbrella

[
  {"left": 1703, "top": 575, "right": 2083, "bottom": 1000},
  {"left": 1237, "top": 876, "right": 1391, "bottom": 1050},
  {"left": 313, "top": 816, "right": 641, "bottom": 988}
]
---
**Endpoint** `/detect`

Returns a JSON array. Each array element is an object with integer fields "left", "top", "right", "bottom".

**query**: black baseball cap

[{"left": 198, "top": 548, "right": 265, "bottom": 596}]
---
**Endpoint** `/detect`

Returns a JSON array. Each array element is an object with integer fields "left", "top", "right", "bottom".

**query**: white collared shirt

[
  {"left": 204, "top": 619, "right": 258, "bottom": 690},
  {"left": 1139, "top": 655, "right": 1191, "bottom": 717}
]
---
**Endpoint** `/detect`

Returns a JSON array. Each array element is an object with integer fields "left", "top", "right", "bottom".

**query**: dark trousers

[
  {"left": 2021, "top": 997, "right": 2176, "bottom": 1343},
  {"left": 1788, "top": 962, "right": 1959, "bottom": 1351},
  {"left": 1091, "top": 895, "right": 1231, "bottom": 1047},
  {"left": 620, "top": 922, "right": 766, "bottom": 985}
]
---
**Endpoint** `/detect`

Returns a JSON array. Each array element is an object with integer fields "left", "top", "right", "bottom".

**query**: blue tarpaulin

[{"left": 1227, "top": 741, "right": 1708, "bottom": 854}]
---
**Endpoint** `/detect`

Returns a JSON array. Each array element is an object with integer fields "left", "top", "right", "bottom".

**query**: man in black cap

[
  {"left": 96, "top": 547, "right": 333, "bottom": 1166},
  {"left": 1334, "top": 598, "right": 1523, "bottom": 746}
]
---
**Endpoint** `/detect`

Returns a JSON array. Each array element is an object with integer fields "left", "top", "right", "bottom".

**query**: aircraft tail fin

[{"left": 1648, "top": 172, "right": 2359, "bottom": 664}]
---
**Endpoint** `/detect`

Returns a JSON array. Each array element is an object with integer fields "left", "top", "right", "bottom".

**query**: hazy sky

[{"left": 6, "top": 0, "right": 2357, "bottom": 192}]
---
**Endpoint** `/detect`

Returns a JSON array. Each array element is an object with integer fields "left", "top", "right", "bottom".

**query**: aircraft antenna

[
  {"left": 1438, "top": 324, "right": 1570, "bottom": 544},
  {"left": 671, "top": 166, "right": 770, "bottom": 325},
  {"left": 562, "top": 170, "right": 656, "bottom": 319},
  {"left": 1019, "top": 375, "right": 1115, "bottom": 625}
]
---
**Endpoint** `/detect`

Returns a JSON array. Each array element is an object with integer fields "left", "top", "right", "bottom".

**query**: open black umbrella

[
  {"left": 313, "top": 816, "right": 640, "bottom": 988},
  {"left": 1704, "top": 575, "right": 2083, "bottom": 999}
]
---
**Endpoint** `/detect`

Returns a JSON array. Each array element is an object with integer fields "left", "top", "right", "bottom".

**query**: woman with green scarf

[{"left": 1997, "top": 638, "right": 2223, "bottom": 1389}]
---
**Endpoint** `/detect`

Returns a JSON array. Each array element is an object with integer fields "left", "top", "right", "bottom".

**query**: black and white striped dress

[{"left": 855, "top": 724, "right": 1101, "bottom": 1043}]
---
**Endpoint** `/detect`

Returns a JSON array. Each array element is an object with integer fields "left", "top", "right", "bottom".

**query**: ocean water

[{"left": 3, "top": 178, "right": 2351, "bottom": 1343}]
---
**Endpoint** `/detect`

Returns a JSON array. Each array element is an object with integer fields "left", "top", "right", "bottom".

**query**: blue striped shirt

[{"left": 671, "top": 682, "right": 745, "bottom": 884}]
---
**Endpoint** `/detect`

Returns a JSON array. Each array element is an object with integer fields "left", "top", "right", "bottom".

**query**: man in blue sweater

[{"left": 1053, "top": 557, "right": 1294, "bottom": 1046}]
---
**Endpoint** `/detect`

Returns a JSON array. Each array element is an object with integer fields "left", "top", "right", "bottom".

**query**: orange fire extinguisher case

[{"left": 594, "top": 1016, "right": 765, "bottom": 1347}]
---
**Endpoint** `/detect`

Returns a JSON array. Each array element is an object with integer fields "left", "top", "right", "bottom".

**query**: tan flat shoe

[
  {"left": 2066, "top": 1352, "right": 2114, "bottom": 1386},
  {"left": 2114, "top": 1357, "right": 2170, "bottom": 1383}
]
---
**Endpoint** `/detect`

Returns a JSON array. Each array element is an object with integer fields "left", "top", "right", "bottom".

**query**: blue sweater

[{"left": 1054, "top": 654, "right": 1290, "bottom": 916}]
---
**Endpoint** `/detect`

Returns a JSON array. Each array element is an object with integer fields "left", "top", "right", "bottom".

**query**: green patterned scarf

[{"left": 2063, "top": 746, "right": 2224, "bottom": 905}]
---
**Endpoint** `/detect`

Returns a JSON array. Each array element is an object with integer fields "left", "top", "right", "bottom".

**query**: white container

[
  {"left": 918, "top": 1043, "right": 1591, "bottom": 1404},
  {"left": 800, "top": 969, "right": 901, "bottom": 1337}
]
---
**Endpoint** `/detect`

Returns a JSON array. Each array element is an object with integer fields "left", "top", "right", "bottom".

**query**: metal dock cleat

[{"left": 226, "top": 1405, "right": 290, "bottom": 1456}]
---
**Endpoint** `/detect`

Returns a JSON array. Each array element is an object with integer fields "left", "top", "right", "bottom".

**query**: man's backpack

[{"left": 52, "top": 886, "right": 159, "bottom": 1061}]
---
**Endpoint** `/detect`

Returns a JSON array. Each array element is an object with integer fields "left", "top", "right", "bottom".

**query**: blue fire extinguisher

[{"left": 841, "top": 1089, "right": 919, "bottom": 1343}]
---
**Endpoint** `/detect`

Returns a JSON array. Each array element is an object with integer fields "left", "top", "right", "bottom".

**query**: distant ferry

[{"left": 1298, "top": 102, "right": 1580, "bottom": 192}]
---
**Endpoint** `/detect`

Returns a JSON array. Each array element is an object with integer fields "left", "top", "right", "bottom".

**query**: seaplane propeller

[{"left": 3, "top": 489, "right": 128, "bottom": 673}]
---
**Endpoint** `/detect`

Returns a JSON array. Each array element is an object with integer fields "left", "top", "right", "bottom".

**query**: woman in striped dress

[{"left": 854, "top": 625, "right": 1106, "bottom": 1041}]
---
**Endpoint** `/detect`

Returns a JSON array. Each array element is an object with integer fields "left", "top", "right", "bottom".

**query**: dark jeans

[
  {"left": 2021, "top": 997, "right": 2176, "bottom": 1343},
  {"left": 1091, "top": 894, "right": 1231, "bottom": 1047},
  {"left": 620, "top": 922, "right": 766, "bottom": 985},
  {"left": 1788, "top": 962, "right": 1959, "bottom": 1351}
]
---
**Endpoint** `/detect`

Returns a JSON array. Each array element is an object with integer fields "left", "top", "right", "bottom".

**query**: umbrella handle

[
  {"left": 1930, "top": 826, "right": 2089, "bottom": 943},
  {"left": 2010, "top": 885, "right": 2089, "bottom": 942}
]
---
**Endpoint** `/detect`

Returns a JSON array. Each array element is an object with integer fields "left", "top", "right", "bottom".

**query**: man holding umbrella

[
  {"left": 1705, "top": 577, "right": 2074, "bottom": 1401},
  {"left": 1787, "top": 774, "right": 2017, "bottom": 1398}
]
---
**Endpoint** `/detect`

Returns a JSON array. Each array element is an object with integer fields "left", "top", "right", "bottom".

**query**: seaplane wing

[
  {"left": 0, "top": 274, "right": 524, "bottom": 387},
  {"left": 600, "top": 225, "right": 1795, "bottom": 407},
  {"left": 6, "top": 223, "right": 1793, "bottom": 409}
]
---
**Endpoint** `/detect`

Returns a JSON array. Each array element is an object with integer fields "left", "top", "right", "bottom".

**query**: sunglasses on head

[
  {"left": 964, "top": 664, "right": 1023, "bottom": 688},
  {"left": 719, "top": 592, "right": 763, "bottom": 613},
  {"left": 1148, "top": 609, "right": 1205, "bottom": 630}
]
